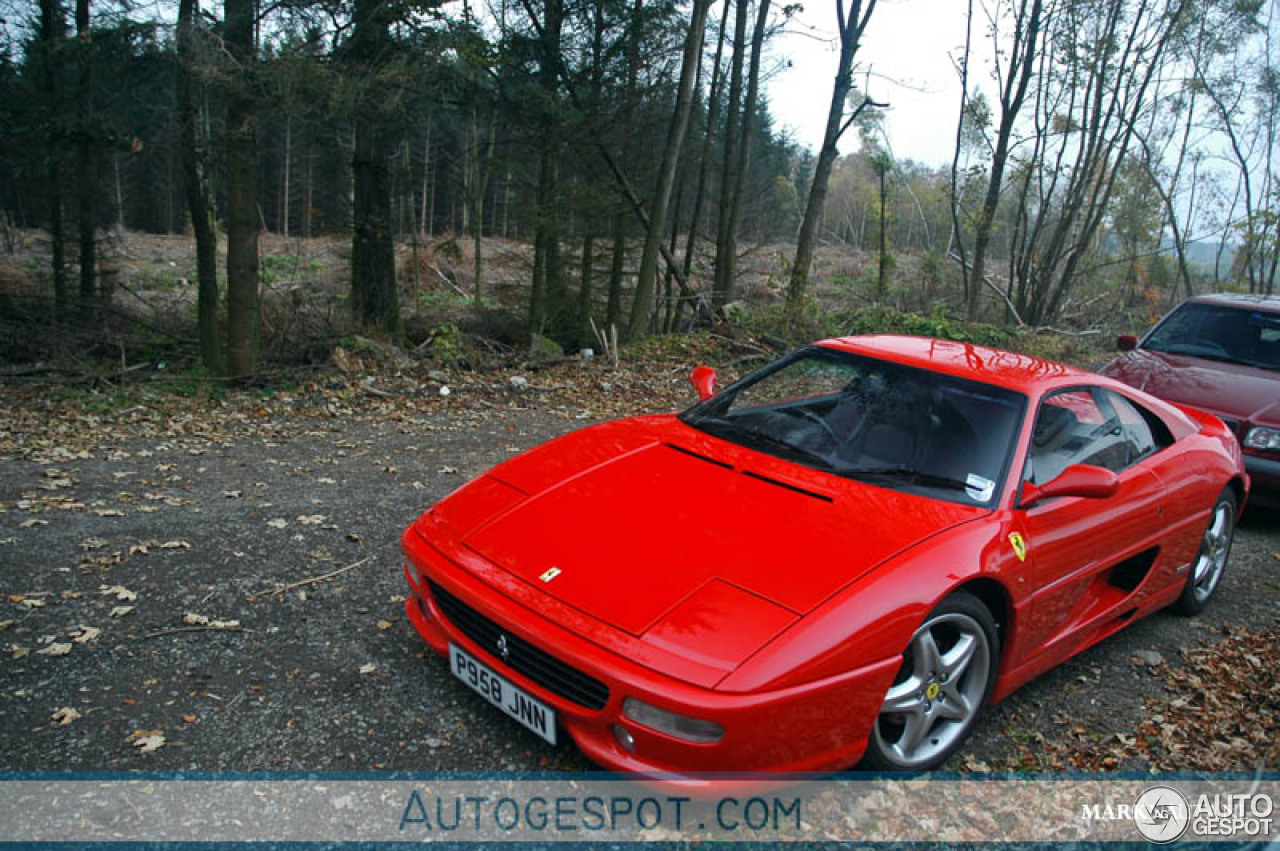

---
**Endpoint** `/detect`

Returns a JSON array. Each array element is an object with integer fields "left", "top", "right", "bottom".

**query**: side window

[
  {"left": 1027, "top": 388, "right": 1127, "bottom": 484},
  {"left": 1104, "top": 390, "right": 1161, "bottom": 463}
]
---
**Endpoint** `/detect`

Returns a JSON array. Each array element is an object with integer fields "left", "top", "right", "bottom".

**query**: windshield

[
  {"left": 1143, "top": 302, "right": 1280, "bottom": 370},
  {"left": 680, "top": 347, "right": 1026, "bottom": 506}
]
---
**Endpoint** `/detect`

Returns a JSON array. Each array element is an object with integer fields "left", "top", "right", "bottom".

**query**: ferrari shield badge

[
  {"left": 1008, "top": 532, "right": 1028, "bottom": 562},
  {"left": 539, "top": 566, "right": 562, "bottom": 583}
]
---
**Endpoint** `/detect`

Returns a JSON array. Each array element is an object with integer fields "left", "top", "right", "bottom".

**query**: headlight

[
  {"left": 622, "top": 698, "right": 725, "bottom": 743},
  {"left": 1244, "top": 426, "right": 1280, "bottom": 451}
]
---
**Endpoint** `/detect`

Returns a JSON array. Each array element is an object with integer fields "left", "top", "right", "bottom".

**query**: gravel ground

[{"left": 1, "top": 395, "right": 1277, "bottom": 773}]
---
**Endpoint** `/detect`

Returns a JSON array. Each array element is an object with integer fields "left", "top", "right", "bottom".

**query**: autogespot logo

[{"left": 1134, "top": 786, "right": 1191, "bottom": 843}]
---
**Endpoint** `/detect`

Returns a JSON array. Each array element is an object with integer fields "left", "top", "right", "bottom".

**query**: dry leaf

[
  {"left": 100, "top": 585, "right": 138, "bottom": 601},
  {"left": 37, "top": 642, "right": 72, "bottom": 657},
  {"left": 71, "top": 625, "right": 101, "bottom": 643},
  {"left": 51, "top": 706, "right": 81, "bottom": 726},
  {"left": 437, "top": 466, "right": 459, "bottom": 474},
  {"left": 160, "top": 540, "right": 190, "bottom": 549},
  {"left": 129, "top": 731, "right": 165, "bottom": 753},
  {"left": 10, "top": 644, "right": 30, "bottom": 659},
  {"left": 376, "top": 619, "right": 393, "bottom": 630},
  {"left": 109, "top": 605, "right": 135, "bottom": 618},
  {"left": 296, "top": 514, "right": 326, "bottom": 525},
  {"left": 358, "top": 663, "right": 377, "bottom": 675},
  {"left": 0, "top": 620, "right": 12, "bottom": 632},
  {"left": 80, "top": 537, "right": 108, "bottom": 550},
  {"left": 19, "top": 598, "right": 45, "bottom": 610},
  {"left": 93, "top": 509, "right": 125, "bottom": 517},
  {"left": 20, "top": 519, "right": 48, "bottom": 528},
  {"left": 267, "top": 518, "right": 289, "bottom": 529},
  {"left": 183, "top": 612, "right": 210, "bottom": 625},
  {"left": 182, "top": 714, "right": 197, "bottom": 723}
]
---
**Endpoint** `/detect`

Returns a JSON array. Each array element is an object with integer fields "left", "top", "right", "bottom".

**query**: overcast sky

[{"left": 764, "top": 0, "right": 972, "bottom": 167}]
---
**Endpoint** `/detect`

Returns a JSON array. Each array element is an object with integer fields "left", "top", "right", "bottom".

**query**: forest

[{"left": 1, "top": 0, "right": 1278, "bottom": 376}]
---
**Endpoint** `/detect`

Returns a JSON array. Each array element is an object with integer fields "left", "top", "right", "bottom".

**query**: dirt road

[{"left": 2, "top": 388, "right": 1276, "bottom": 772}]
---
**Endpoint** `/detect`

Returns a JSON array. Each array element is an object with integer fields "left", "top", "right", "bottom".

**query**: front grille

[{"left": 429, "top": 581, "right": 610, "bottom": 711}]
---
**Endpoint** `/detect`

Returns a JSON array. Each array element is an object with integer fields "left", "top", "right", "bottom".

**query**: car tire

[
  {"left": 861, "top": 590, "right": 999, "bottom": 771},
  {"left": 1173, "top": 488, "right": 1237, "bottom": 616}
]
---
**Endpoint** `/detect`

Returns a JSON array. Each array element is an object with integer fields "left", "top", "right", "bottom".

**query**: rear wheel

[
  {"left": 1173, "top": 488, "right": 1237, "bottom": 616},
  {"left": 861, "top": 590, "right": 998, "bottom": 771}
]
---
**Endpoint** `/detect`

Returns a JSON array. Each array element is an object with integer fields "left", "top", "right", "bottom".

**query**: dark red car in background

[{"left": 1101, "top": 293, "right": 1280, "bottom": 508}]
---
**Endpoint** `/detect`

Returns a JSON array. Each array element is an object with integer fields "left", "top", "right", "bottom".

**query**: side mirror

[
  {"left": 690, "top": 365, "right": 718, "bottom": 401},
  {"left": 1116, "top": 334, "right": 1138, "bottom": 352},
  {"left": 1021, "top": 464, "right": 1119, "bottom": 508}
]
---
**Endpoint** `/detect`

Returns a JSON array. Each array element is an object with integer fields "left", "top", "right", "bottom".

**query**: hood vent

[
  {"left": 742, "top": 471, "right": 833, "bottom": 502},
  {"left": 663, "top": 443, "right": 733, "bottom": 470}
]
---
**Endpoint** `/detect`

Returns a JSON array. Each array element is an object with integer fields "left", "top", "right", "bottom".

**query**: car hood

[
  {"left": 458, "top": 418, "right": 985, "bottom": 669},
  {"left": 1102, "top": 348, "right": 1280, "bottom": 426}
]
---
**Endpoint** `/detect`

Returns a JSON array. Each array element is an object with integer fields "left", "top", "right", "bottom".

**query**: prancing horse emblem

[{"left": 495, "top": 634, "right": 510, "bottom": 661}]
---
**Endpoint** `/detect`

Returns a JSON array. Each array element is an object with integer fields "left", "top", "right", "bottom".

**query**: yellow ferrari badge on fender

[
  {"left": 539, "top": 566, "right": 562, "bottom": 583},
  {"left": 1008, "top": 532, "right": 1027, "bottom": 562}
]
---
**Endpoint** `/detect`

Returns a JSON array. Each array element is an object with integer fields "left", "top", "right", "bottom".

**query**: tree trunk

[
  {"left": 682, "top": 0, "right": 732, "bottom": 287},
  {"left": 75, "top": 0, "right": 95, "bottom": 308},
  {"left": 628, "top": 0, "right": 713, "bottom": 339},
  {"left": 528, "top": 0, "right": 564, "bottom": 348},
  {"left": 178, "top": 0, "right": 222, "bottom": 374},
  {"left": 348, "top": 0, "right": 401, "bottom": 339},
  {"left": 788, "top": 0, "right": 881, "bottom": 304},
  {"left": 39, "top": 0, "right": 67, "bottom": 318},
  {"left": 225, "top": 0, "right": 259, "bottom": 377},
  {"left": 711, "top": 0, "right": 751, "bottom": 308},
  {"left": 715, "top": 0, "right": 771, "bottom": 308}
]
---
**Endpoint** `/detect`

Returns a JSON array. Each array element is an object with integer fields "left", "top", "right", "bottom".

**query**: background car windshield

[
  {"left": 682, "top": 348, "right": 1026, "bottom": 506},
  {"left": 1144, "top": 302, "right": 1280, "bottom": 370}
]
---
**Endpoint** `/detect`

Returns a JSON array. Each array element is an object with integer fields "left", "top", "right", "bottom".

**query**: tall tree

[
  {"left": 347, "top": 0, "right": 402, "bottom": 338},
  {"left": 177, "top": 0, "right": 221, "bottom": 373},
  {"left": 713, "top": 0, "right": 772, "bottom": 307},
  {"left": 224, "top": 0, "right": 259, "bottom": 376},
  {"left": 787, "top": 0, "right": 882, "bottom": 304},
  {"left": 627, "top": 0, "right": 713, "bottom": 338},
  {"left": 75, "top": 0, "right": 94, "bottom": 307},
  {"left": 527, "top": 0, "right": 565, "bottom": 348},
  {"left": 37, "top": 0, "right": 67, "bottom": 317}
]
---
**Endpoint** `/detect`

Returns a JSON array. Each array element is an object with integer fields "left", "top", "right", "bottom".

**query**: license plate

[{"left": 449, "top": 643, "right": 556, "bottom": 744}]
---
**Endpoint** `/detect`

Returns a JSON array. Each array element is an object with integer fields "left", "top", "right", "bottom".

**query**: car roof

[
  {"left": 1188, "top": 292, "right": 1280, "bottom": 311},
  {"left": 815, "top": 334, "right": 1096, "bottom": 395}
]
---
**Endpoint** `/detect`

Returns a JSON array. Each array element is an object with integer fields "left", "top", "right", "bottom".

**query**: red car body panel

[{"left": 401, "top": 335, "right": 1248, "bottom": 773}]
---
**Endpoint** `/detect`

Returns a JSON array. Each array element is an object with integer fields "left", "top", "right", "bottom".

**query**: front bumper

[
  {"left": 401, "top": 526, "right": 900, "bottom": 774},
  {"left": 1244, "top": 452, "right": 1280, "bottom": 508}
]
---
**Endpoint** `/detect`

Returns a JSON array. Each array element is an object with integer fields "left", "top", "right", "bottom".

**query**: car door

[{"left": 1011, "top": 387, "right": 1168, "bottom": 662}]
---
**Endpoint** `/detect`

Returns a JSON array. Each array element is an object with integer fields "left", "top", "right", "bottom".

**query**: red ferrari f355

[{"left": 401, "top": 335, "right": 1247, "bottom": 772}]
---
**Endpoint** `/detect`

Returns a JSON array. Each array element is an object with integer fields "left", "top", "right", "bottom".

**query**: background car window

[
  {"left": 1145, "top": 302, "right": 1280, "bottom": 369},
  {"left": 1027, "top": 388, "right": 1128, "bottom": 484}
]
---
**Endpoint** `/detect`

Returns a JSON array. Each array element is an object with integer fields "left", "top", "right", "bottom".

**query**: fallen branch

[
  {"left": 947, "top": 251, "right": 1026, "bottom": 327},
  {"left": 250, "top": 556, "right": 373, "bottom": 600},
  {"left": 141, "top": 625, "right": 253, "bottom": 639}
]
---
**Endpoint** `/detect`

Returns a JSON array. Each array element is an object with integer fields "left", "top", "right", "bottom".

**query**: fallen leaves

[
  {"left": 36, "top": 642, "right": 72, "bottom": 657},
  {"left": 358, "top": 663, "right": 377, "bottom": 675},
  {"left": 128, "top": 730, "right": 165, "bottom": 753},
  {"left": 109, "top": 605, "right": 135, "bottom": 618},
  {"left": 267, "top": 518, "right": 289, "bottom": 529},
  {"left": 100, "top": 585, "right": 138, "bottom": 601},
  {"left": 296, "top": 514, "right": 326, "bottom": 525},
  {"left": 71, "top": 625, "right": 101, "bottom": 643},
  {"left": 182, "top": 612, "right": 241, "bottom": 629},
  {"left": 51, "top": 707, "right": 81, "bottom": 726}
]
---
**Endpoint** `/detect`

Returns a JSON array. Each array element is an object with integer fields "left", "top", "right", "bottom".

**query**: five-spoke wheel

[
  {"left": 862, "top": 591, "right": 998, "bottom": 771},
  {"left": 1174, "top": 488, "right": 1237, "bottom": 615}
]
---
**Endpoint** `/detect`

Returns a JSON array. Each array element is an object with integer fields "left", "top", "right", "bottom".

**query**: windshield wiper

[{"left": 840, "top": 465, "right": 974, "bottom": 492}]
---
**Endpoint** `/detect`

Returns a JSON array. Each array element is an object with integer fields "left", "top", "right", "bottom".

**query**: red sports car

[
  {"left": 401, "top": 335, "right": 1247, "bottom": 773},
  {"left": 1101, "top": 293, "right": 1280, "bottom": 509}
]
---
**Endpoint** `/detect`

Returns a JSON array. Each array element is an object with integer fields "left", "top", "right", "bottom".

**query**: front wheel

[
  {"left": 1173, "top": 488, "right": 1237, "bottom": 616},
  {"left": 861, "top": 590, "right": 999, "bottom": 771}
]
